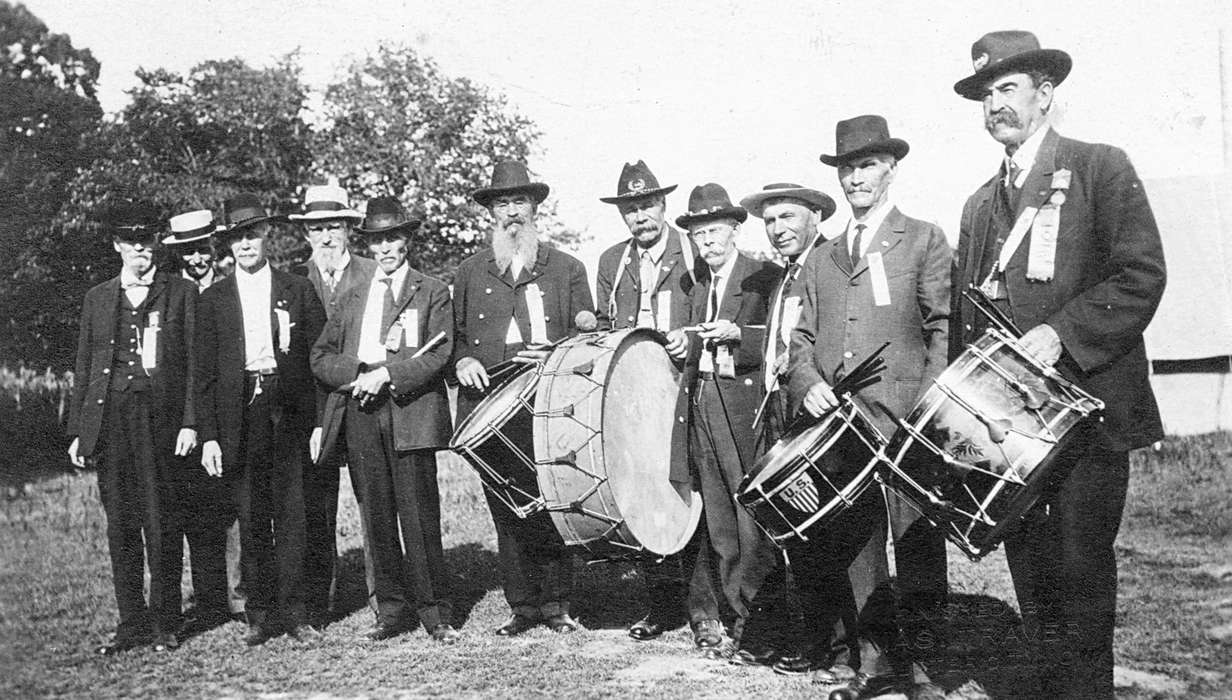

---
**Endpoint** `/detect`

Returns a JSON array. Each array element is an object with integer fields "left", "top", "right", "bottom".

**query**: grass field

[{"left": 1, "top": 433, "right": 1230, "bottom": 699}]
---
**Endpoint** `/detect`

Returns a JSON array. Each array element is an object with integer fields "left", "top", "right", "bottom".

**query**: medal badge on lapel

[
  {"left": 1027, "top": 168, "right": 1070, "bottom": 282},
  {"left": 274, "top": 300, "right": 293, "bottom": 354}
]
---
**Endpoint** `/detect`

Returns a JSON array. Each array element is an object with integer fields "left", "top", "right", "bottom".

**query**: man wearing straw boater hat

[
  {"left": 452, "top": 160, "right": 594, "bottom": 636},
  {"left": 67, "top": 200, "right": 199, "bottom": 654},
  {"left": 195, "top": 193, "right": 327, "bottom": 646},
  {"left": 594, "top": 161, "right": 722, "bottom": 650},
  {"left": 157, "top": 209, "right": 234, "bottom": 637},
  {"left": 289, "top": 184, "right": 378, "bottom": 627},
  {"left": 311, "top": 196, "right": 458, "bottom": 644},
  {"left": 951, "top": 31, "right": 1165, "bottom": 698},
  {"left": 783, "top": 115, "right": 950, "bottom": 697},
  {"left": 664, "top": 183, "right": 780, "bottom": 660}
]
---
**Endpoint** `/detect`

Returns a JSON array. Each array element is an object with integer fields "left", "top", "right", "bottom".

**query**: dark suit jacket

[
  {"left": 195, "top": 266, "right": 327, "bottom": 473},
  {"left": 787, "top": 207, "right": 952, "bottom": 439},
  {"left": 674, "top": 253, "right": 778, "bottom": 473},
  {"left": 67, "top": 272, "right": 197, "bottom": 468},
  {"left": 953, "top": 129, "right": 1166, "bottom": 451},
  {"left": 595, "top": 226, "right": 698, "bottom": 331},
  {"left": 311, "top": 266, "right": 454, "bottom": 460},
  {"left": 294, "top": 254, "right": 377, "bottom": 321},
  {"left": 451, "top": 242, "right": 594, "bottom": 421}
]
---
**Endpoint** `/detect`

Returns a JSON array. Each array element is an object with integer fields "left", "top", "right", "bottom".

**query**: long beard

[
  {"left": 492, "top": 222, "right": 540, "bottom": 274},
  {"left": 312, "top": 246, "right": 345, "bottom": 271}
]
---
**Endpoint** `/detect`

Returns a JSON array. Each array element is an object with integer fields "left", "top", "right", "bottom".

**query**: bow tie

[{"left": 122, "top": 277, "right": 152, "bottom": 289}]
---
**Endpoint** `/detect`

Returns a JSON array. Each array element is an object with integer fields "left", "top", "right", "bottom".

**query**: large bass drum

[
  {"left": 883, "top": 328, "right": 1104, "bottom": 560},
  {"left": 533, "top": 328, "right": 700, "bottom": 558}
]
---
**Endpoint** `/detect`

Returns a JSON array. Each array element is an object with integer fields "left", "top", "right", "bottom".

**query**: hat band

[
  {"left": 304, "top": 200, "right": 348, "bottom": 213},
  {"left": 363, "top": 214, "right": 406, "bottom": 230},
  {"left": 114, "top": 225, "right": 158, "bottom": 240},
  {"left": 169, "top": 223, "right": 214, "bottom": 240},
  {"left": 226, "top": 206, "right": 268, "bottom": 226}
]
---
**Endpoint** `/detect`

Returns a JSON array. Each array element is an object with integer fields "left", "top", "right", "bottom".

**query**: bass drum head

[
  {"left": 603, "top": 331, "right": 700, "bottom": 556},
  {"left": 451, "top": 367, "right": 537, "bottom": 448}
]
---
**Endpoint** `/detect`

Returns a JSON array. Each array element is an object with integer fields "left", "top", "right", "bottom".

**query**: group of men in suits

[{"left": 67, "top": 28, "right": 1162, "bottom": 700}]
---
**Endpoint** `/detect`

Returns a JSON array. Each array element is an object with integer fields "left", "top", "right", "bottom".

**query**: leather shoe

[
  {"left": 821, "top": 673, "right": 870, "bottom": 700},
  {"left": 495, "top": 613, "right": 539, "bottom": 637},
  {"left": 364, "top": 621, "right": 404, "bottom": 641},
  {"left": 628, "top": 615, "right": 676, "bottom": 641},
  {"left": 289, "top": 623, "right": 323, "bottom": 642},
  {"left": 729, "top": 641, "right": 781, "bottom": 667},
  {"left": 907, "top": 681, "right": 948, "bottom": 700},
  {"left": 152, "top": 632, "right": 179, "bottom": 652},
  {"left": 94, "top": 632, "right": 147, "bottom": 656},
  {"left": 690, "top": 619, "right": 723, "bottom": 649},
  {"left": 811, "top": 664, "right": 859, "bottom": 685},
  {"left": 772, "top": 652, "right": 826, "bottom": 676},
  {"left": 430, "top": 623, "right": 460, "bottom": 644},
  {"left": 244, "top": 623, "right": 272, "bottom": 647},
  {"left": 546, "top": 612, "right": 580, "bottom": 633}
]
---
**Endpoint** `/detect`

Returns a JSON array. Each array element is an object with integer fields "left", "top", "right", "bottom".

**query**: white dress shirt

[
  {"left": 357, "top": 262, "right": 409, "bottom": 364},
  {"left": 120, "top": 267, "right": 155, "bottom": 307},
  {"left": 699, "top": 253, "right": 738, "bottom": 374},
  {"left": 234, "top": 262, "right": 276, "bottom": 371},
  {"left": 846, "top": 196, "right": 895, "bottom": 260},
  {"left": 636, "top": 232, "right": 670, "bottom": 328},
  {"left": 1005, "top": 124, "right": 1051, "bottom": 188},
  {"left": 764, "top": 245, "right": 814, "bottom": 389}
]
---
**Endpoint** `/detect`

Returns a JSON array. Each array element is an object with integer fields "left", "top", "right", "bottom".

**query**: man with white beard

[{"left": 452, "top": 161, "right": 594, "bottom": 636}]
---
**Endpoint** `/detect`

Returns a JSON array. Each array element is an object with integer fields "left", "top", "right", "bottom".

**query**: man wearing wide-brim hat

[
  {"left": 311, "top": 196, "right": 459, "bottom": 644},
  {"left": 664, "top": 183, "right": 781, "bottom": 660},
  {"left": 451, "top": 161, "right": 594, "bottom": 636},
  {"left": 195, "top": 193, "right": 328, "bottom": 646},
  {"left": 289, "top": 183, "right": 379, "bottom": 627},
  {"left": 593, "top": 160, "right": 721, "bottom": 649},
  {"left": 950, "top": 30, "right": 1165, "bottom": 698},
  {"left": 66, "top": 199, "right": 200, "bottom": 654},
  {"left": 781, "top": 114, "right": 950, "bottom": 696}
]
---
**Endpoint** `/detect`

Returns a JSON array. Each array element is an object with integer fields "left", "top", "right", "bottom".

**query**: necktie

[
  {"left": 1004, "top": 158, "right": 1022, "bottom": 189},
  {"left": 638, "top": 250, "right": 656, "bottom": 327},
  {"left": 707, "top": 275, "right": 721, "bottom": 323},
  {"left": 776, "top": 263, "right": 800, "bottom": 353},
  {"left": 850, "top": 224, "right": 866, "bottom": 270},
  {"left": 379, "top": 277, "right": 397, "bottom": 344},
  {"left": 325, "top": 268, "right": 339, "bottom": 294}
]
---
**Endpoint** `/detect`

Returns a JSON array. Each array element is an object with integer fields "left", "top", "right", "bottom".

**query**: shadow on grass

[{"left": 910, "top": 592, "right": 1039, "bottom": 699}]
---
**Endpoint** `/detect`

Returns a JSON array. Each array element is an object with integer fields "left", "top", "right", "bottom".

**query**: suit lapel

[
  {"left": 830, "top": 234, "right": 854, "bottom": 277},
  {"left": 1014, "top": 128, "right": 1061, "bottom": 218},
  {"left": 650, "top": 229, "right": 685, "bottom": 292},
  {"left": 718, "top": 255, "right": 746, "bottom": 319},
  {"left": 390, "top": 267, "right": 423, "bottom": 319},
  {"left": 967, "top": 178, "right": 998, "bottom": 285},
  {"left": 100, "top": 276, "right": 121, "bottom": 350}
]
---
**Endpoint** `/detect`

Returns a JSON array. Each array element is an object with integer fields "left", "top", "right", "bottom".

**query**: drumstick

[
  {"left": 964, "top": 285, "right": 1022, "bottom": 337},
  {"left": 751, "top": 373, "right": 780, "bottom": 430},
  {"left": 334, "top": 330, "right": 449, "bottom": 394}
]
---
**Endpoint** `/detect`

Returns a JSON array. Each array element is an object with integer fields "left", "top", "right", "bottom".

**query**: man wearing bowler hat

[
  {"left": 784, "top": 115, "right": 950, "bottom": 696},
  {"left": 452, "top": 161, "right": 594, "bottom": 636},
  {"left": 67, "top": 200, "right": 199, "bottom": 654},
  {"left": 951, "top": 31, "right": 1165, "bottom": 698},
  {"left": 664, "top": 183, "right": 780, "bottom": 659},
  {"left": 195, "top": 193, "right": 327, "bottom": 646},
  {"left": 594, "top": 161, "right": 721, "bottom": 649},
  {"left": 158, "top": 209, "right": 233, "bottom": 636},
  {"left": 289, "top": 183, "right": 379, "bottom": 625},
  {"left": 311, "top": 196, "right": 458, "bottom": 643}
]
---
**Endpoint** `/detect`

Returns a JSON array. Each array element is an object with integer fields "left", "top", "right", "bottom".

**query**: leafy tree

[
  {"left": 17, "top": 56, "right": 315, "bottom": 370},
  {"left": 0, "top": 2, "right": 102, "bottom": 365},
  {"left": 311, "top": 43, "right": 586, "bottom": 281}
]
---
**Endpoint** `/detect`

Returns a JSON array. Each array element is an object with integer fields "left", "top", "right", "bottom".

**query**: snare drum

[
  {"left": 884, "top": 328, "right": 1104, "bottom": 560},
  {"left": 534, "top": 328, "right": 701, "bottom": 558},
  {"left": 448, "top": 366, "right": 543, "bottom": 518},
  {"left": 736, "top": 399, "right": 888, "bottom": 546}
]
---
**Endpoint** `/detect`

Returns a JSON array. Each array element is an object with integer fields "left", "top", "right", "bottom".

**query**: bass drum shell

[{"left": 534, "top": 328, "right": 700, "bottom": 557}]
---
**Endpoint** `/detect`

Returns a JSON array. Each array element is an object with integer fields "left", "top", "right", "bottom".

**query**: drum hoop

[
  {"left": 449, "top": 366, "right": 539, "bottom": 449},
  {"left": 745, "top": 401, "right": 883, "bottom": 501}
]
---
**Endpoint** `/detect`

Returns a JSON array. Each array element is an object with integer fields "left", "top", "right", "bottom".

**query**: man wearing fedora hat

[
  {"left": 452, "top": 160, "right": 594, "bottom": 636},
  {"left": 195, "top": 193, "right": 327, "bottom": 645},
  {"left": 664, "top": 183, "right": 780, "bottom": 659},
  {"left": 952, "top": 31, "right": 1165, "bottom": 698},
  {"left": 593, "top": 160, "right": 720, "bottom": 648},
  {"left": 311, "top": 196, "right": 458, "bottom": 644},
  {"left": 67, "top": 199, "right": 200, "bottom": 654},
  {"left": 157, "top": 209, "right": 233, "bottom": 637},
  {"left": 784, "top": 115, "right": 951, "bottom": 696},
  {"left": 290, "top": 183, "right": 379, "bottom": 626}
]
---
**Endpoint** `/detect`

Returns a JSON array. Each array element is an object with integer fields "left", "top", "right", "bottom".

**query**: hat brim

[
  {"left": 598, "top": 184, "right": 678, "bottom": 204},
  {"left": 472, "top": 183, "right": 550, "bottom": 208},
  {"left": 740, "top": 188, "right": 836, "bottom": 222},
  {"left": 953, "top": 49, "right": 1072, "bottom": 100},
  {"left": 287, "top": 210, "right": 364, "bottom": 222},
  {"left": 819, "top": 138, "right": 911, "bottom": 167},
  {"left": 357, "top": 220, "right": 422, "bottom": 236},
  {"left": 215, "top": 215, "right": 276, "bottom": 237},
  {"left": 675, "top": 206, "right": 748, "bottom": 229}
]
